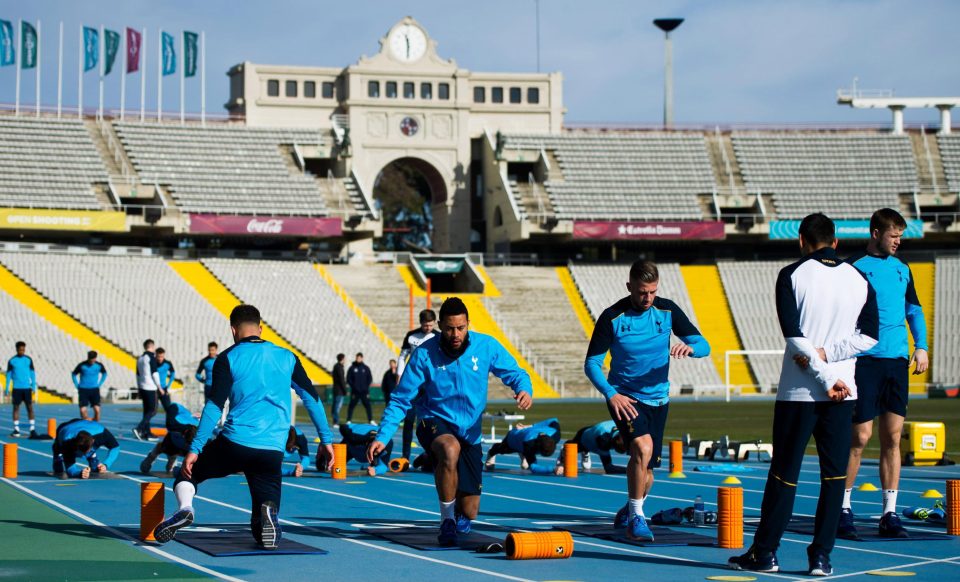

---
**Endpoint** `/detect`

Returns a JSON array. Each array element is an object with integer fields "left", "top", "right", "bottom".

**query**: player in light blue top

[
  {"left": 72, "top": 351, "right": 107, "bottom": 422},
  {"left": 556, "top": 420, "right": 627, "bottom": 475},
  {"left": 6, "top": 341, "right": 37, "bottom": 438},
  {"left": 484, "top": 418, "right": 560, "bottom": 473},
  {"left": 153, "top": 348, "right": 176, "bottom": 410},
  {"left": 194, "top": 342, "right": 218, "bottom": 403},
  {"left": 52, "top": 419, "right": 120, "bottom": 478}
]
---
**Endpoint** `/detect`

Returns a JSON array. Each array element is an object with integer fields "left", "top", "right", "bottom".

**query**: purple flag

[{"left": 126, "top": 28, "right": 141, "bottom": 73}]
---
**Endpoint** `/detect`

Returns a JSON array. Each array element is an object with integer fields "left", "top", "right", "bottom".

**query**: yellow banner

[{"left": 0, "top": 209, "right": 127, "bottom": 232}]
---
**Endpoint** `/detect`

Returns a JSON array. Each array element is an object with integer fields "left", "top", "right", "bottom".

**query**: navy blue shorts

[
  {"left": 854, "top": 357, "right": 909, "bottom": 423},
  {"left": 608, "top": 399, "right": 669, "bottom": 469},
  {"left": 416, "top": 417, "right": 483, "bottom": 496},
  {"left": 11, "top": 389, "right": 32, "bottom": 407},
  {"left": 78, "top": 388, "right": 101, "bottom": 407}
]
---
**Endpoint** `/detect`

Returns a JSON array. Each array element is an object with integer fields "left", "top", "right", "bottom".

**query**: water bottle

[{"left": 693, "top": 494, "right": 705, "bottom": 526}]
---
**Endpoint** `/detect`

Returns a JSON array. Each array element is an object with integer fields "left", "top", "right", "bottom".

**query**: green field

[{"left": 302, "top": 398, "right": 960, "bottom": 459}]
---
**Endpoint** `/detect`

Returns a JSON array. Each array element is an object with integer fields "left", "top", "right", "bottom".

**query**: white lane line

[{"left": 0, "top": 476, "right": 244, "bottom": 582}]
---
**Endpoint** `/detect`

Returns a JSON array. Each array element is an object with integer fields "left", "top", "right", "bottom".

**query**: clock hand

[{"left": 405, "top": 35, "right": 410, "bottom": 59}]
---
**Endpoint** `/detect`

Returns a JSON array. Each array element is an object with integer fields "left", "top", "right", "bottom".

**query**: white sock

[
  {"left": 883, "top": 489, "right": 898, "bottom": 515},
  {"left": 629, "top": 497, "right": 644, "bottom": 518},
  {"left": 13, "top": 421, "right": 19, "bottom": 431},
  {"left": 29, "top": 419, "right": 35, "bottom": 431},
  {"left": 439, "top": 499, "right": 455, "bottom": 522},
  {"left": 174, "top": 481, "right": 196, "bottom": 512},
  {"left": 842, "top": 488, "right": 853, "bottom": 510}
]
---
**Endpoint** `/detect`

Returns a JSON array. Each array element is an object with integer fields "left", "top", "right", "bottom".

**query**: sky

[{"left": 1, "top": 0, "right": 957, "bottom": 126}]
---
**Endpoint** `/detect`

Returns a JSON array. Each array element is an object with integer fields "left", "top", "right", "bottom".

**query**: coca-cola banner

[
  {"left": 188, "top": 214, "right": 342, "bottom": 237},
  {"left": 573, "top": 221, "right": 725, "bottom": 240}
]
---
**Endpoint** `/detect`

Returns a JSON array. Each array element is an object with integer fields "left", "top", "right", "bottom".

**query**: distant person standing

[
  {"left": 381, "top": 359, "right": 399, "bottom": 403},
  {"left": 331, "top": 353, "right": 347, "bottom": 427},
  {"left": 72, "top": 351, "right": 107, "bottom": 422},
  {"left": 153, "top": 348, "right": 176, "bottom": 410},
  {"left": 134, "top": 339, "right": 160, "bottom": 441},
  {"left": 5, "top": 341, "right": 37, "bottom": 438},
  {"left": 194, "top": 342, "right": 219, "bottom": 403},
  {"left": 346, "top": 352, "right": 373, "bottom": 424}
]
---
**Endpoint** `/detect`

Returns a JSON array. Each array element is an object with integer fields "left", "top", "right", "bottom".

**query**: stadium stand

[
  {"left": 0, "top": 116, "right": 108, "bottom": 209},
  {"left": 323, "top": 264, "right": 412, "bottom": 347},
  {"left": 732, "top": 133, "right": 917, "bottom": 219},
  {"left": 201, "top": 258, "right": 395, "bottom": 378},
  {"left": 504, "top": 133, "right": 714, "bottom": 220},
  {"left": 717, "top": 261, "right": 789, "bottom": 391},
  {"left": 0, "top": 251, "right": 230, "bottom": 375},
  {"left": 485, "top": 267, "right": 594, "bottom": 393},
  {"left": 938, "top": 134, "right": 960, "bottom": 193},
  {"left": 0, "top": 289, "right": 135, "bottom": 397},
  {"left": 113, "top": 122, "right": 331, "bottom": 215},
  {"left": 933, "top": 256, "right": 960, "bottom": 386},
  {"left": 569, "top": 263, "right": 722, "bottom": 390}
]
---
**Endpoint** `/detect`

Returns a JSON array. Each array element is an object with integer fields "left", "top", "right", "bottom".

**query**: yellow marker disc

[
  {"left": 721, "top": 476, "right": 742, "bottom": 485},
  {"left": 858, "top": 483, "right": 879, "bottom": 492},
  {"left": 921, "top": 489, "right": 943, "bottom": 499},
  {"left": 706, "top": 576, "right": 757, "bottom": 581},
  {"left": 866, "top": 572, "right": 916, "bottom": 577}
]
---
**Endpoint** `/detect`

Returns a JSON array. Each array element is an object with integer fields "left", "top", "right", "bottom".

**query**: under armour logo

[
  {"left": 471, "top": 356, "right": 479, "bottom": 371},
  {"left": 438, "top": 364, "right": 446, "bottom": 371}
]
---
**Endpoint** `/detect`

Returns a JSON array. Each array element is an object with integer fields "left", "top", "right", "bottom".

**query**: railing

[
  {"left": 327, "top": 170, "right": 349, "bottom": 217},
  {"left": 0, "top": 103, "right": 242, "bottom": 124},
  {"left": 483, "top": 297, "right": 566, "bottom": 397}
]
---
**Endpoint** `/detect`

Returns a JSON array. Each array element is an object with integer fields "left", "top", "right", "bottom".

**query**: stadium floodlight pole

[
  {"left": 98, "top": 24, "right": 104, "bottom": 120},
  {"left": 35, "top": 20, "right": 41, "bottom": 118},
  {"left": 57, "top": 21, "right": 63, "bottom": 119},
  {"left": 179, "top": 31, "right": 184, "bottom": 125},
  {"left": 77, "top": 24, "right": 82, "bottom": 119},
  {"left": 653, "top": 18, "right": 683, "bottom": 129},
  {"left": 15, "top": 19, "right": 20, "bottom": 115},
  {"left": 120, "top": 27, "right": 126, "bottom": 120},
  {"left": 157, "top": 29, "right": 162, "bottom": 122},
  {"left": 201, "top": 30, "right": 205, "bottom": 126}
]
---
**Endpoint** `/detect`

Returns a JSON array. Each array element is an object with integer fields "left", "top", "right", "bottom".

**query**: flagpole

[
  {"left": 157, "top": 29, "right": 161, "bottom": 122},
  {"left": 15, "top": 19, "right": 20, "bottom": 115},
  {"left": 35, "top": 20, "right": 41, "bottom": 117},
  {"left": 120, "top": 29, "right": 126, "bottom": 120},
  {"left": 57, "top": 21, "right": 62, "bottom": 118},
  {"left": 98, "top": 24, "right": 104, "bottom": 119},
  {"left": 140, "top": 28, "right": 146, "bottom": 122},
  {"left": 77, "top": 24, "right": 82, "bottom": 119},
  {"left": 179, "top": 31, "right": 184, "bottom": 125},
  {"left": 201, "top": 31, "right": 206, "bottom": 126}
]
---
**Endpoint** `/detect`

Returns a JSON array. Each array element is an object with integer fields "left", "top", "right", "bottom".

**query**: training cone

[
  {"left": 858, "top": 482, "right": 879, "bottom": 492},
  {"left": 947, "top": 480, "right": 960, "bottom": 535},
  {"left": 388, "top": 457, "right": 409, "bottom": 473},
  {"left": 721, "top": 476, "right": 742, "bottom": 485},
  {"left": 2, "top": 443, "right": 17, "bottom": 479},
  {"left": 668, "top": 440, "right": 686, "bottom": 478},
  {"left": 921, "top": 489, "right": 943, "bottom": 499},
  {"left": 47, "top": 418, "right": 57, "bottom": 439},
  {"left": 505, "top": 531, "right": 573, "bottom": 560},
  {"left": 140, "top": 482, "right": 164, "bottom": 541},
  {"left": 332, "top": 443, "right": 347, "bottom": 480}
]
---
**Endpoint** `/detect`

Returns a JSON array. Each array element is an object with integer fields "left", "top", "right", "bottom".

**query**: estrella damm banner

[{"left": 0, "top": 209, "right": 127, "bottom": 232}]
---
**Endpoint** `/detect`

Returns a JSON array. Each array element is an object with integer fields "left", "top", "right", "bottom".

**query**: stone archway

[{"left": 372, "top": 157, "right": 448, "bottom": 252}]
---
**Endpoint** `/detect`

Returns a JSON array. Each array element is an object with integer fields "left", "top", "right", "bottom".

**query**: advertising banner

[
  {"left": 0, "top": 209, "right": 127, "bottom": 232},
  {"left": 573, "top": 221, "right": 726, "bottom": 240},
  {"left": 188, "top": 214, "right": 342, "bottom": 237},
  {"left": 769, "top": 219, "right": 923, "bottom": 240}
]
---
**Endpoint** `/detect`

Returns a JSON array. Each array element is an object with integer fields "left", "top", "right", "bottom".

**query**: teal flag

[
  {"left": 21, "top": 21, "right": 37, "bottom": 69},
  {"left": 0, "top": 20, "right": 13, "bottom": 66},
  {"left": 103, "top": 29, "right": 120, "bottom": 75},
  {"left": 183, "top": 31, "right": 198, "bottom": 78},
  {"left": 83, "top": 27, "right": 98, "bottom": 72},
  {"left": 161, "top": 31, "right": 175, "bottom": 75}
]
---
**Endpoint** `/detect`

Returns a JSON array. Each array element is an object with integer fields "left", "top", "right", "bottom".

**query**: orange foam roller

[
  {"left": 332, "top": 443, "right": 347, "bottom": 480},
  {"left": 563, "top": 443, "right": 578, "bottom": 478},
  {"left": 140, "top": 482, "right": 165, "bottom": 541},
  {"left": 47, "top": 418, "right": 57, "bottom": 439},
  {"left": 948, "top": 479, "right": 960, "bottom": 535},
  {"left": 389, "top": 457, "right": 409, "bottom": 473},
  {"left": 669, "top": 440, "right": 684, "bottom": 475},
  {"left": 718, "top": 486, "right": 744, "bottom": 549},
  {"left": 506, "top": 531, "right": 573, "bottom": 560},
  {"left": 150, "top": 427, "right": 168, "bottom": 437},
  {"left": 3, "top": 443, "right": 17, "bottom": 479}
]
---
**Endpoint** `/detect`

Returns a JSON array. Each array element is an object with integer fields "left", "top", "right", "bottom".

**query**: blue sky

[{"left": 1, "top": 0, "right": 957, "bottom": 126}]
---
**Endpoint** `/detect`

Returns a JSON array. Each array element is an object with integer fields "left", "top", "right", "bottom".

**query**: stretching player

[
  {"left": 153, "top": 348, "right": 176, "bottom": 410},
  {"left": 6, "top": 341, "right": 37, "bottom": 438},
  {"left": 52, "top": 419, "right": 120, "bottom": 479},
  {"left": 585, "top": 259, "right": 710, "bottom": 541},
  {"left": 368, "top": 297, "right": 532, "bottom": 545},
  {"left": 140, "top": 403, "right": 200, "bottom": 474},
  {"left": 195, "top": 342, "right": 218, "bottom": 403},
  {"left": 394, "top": 309, "right": 437, "bottom": 461},
  {"left": 484, "top": 418, "right": 560, "bottom": 472},
  {"left": 153, "top": 305, "right": 335, "bottom": 549},
  {"left": 840, "top": 208, "right": 928, "bottom": 540},
  {"left": 72, "top": 351, "right": 107, "bottom": 422},
  {"left": 730, "top": 213, "right": 879, "bottom": 576},
  {"left": 556, "top": 421, "right": 627, "bottom": 475},
  {"left": 283, "top": 426, "right": 310, "bottom": 477},
  {"left": 338, "top": 423, "right": 392, "bottom": 476}
]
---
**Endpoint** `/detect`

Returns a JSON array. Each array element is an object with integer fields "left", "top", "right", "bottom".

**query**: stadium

[{"left": 0, "top": 7, "right": 958, "bottom": 582}]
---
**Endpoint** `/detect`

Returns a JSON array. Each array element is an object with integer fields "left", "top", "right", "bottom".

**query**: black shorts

[
  {"left": 854, "top": 357, "right": 909, "bottom": 423},
  {"left": 608, "top": 399, "right": 669, "bottom": 469},
  {"left": 78, "top": 388, "right": 101, "bottom": 407},
  {"left": 160, "top": 432, "right": 190, "bottom": 457},
  {"left": 11, "top": 389, "right": 32, "bottom": 407},
  {"left": 416, "top": 417, "right": 483, "bottom": 496}
]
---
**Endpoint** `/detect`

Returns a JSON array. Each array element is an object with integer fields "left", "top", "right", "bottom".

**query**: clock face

[{"left": 389, "top": 25, "right": 427, "bottom": 63}]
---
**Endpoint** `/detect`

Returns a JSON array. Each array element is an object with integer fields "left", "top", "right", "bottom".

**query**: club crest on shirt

[{"left": 471, "top": 356, "right": 479, "bottom": 371}]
